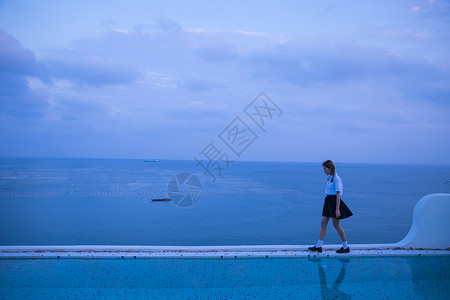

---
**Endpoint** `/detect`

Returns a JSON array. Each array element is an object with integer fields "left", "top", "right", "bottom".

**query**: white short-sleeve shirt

[{"left": 325, "top": 173, "right": 343, "bottom": 195}]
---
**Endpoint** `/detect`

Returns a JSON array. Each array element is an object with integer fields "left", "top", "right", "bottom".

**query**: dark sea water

[{"left": 0, "top": 158, "right": 449, "bottom": 246}]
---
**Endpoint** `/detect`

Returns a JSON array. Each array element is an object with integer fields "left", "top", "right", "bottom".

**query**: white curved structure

[{"left": 395, "top": 193, "right": 450, "bottom": 249}]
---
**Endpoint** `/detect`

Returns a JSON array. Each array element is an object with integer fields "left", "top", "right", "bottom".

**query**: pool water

[{"left": 1, "top": 255, "right": 449, "bottom": 299}]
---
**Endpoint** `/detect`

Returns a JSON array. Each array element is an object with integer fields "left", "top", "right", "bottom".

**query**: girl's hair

[{"left": 322, "top": 160, "right": 336, "bottom": 182}]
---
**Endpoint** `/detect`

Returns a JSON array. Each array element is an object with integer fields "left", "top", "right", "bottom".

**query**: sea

[{"left": 0, "top": 158, "right": 449, "bottom": 246}]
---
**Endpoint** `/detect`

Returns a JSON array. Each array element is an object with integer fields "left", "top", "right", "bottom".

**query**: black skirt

[{"left": 322, "top": 195, "right": 353, "bottom": 219}]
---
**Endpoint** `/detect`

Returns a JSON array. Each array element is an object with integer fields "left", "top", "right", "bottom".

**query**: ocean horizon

[{"left": 1, "top": 157, "right": 449, "bottom": 246}]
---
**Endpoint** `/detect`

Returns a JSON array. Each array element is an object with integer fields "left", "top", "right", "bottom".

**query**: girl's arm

[{"left": 335, "top": 191, "right": 341, "bottom": 218}]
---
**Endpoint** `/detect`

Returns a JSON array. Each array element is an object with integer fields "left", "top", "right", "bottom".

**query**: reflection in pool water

[{"left": 309, "top": 257, "right": 351, "bottom": 299}]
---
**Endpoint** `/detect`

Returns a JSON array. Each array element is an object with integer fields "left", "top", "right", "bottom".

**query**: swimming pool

[{"left": 1, "top": 254, "right": 449, "bottom": 299}]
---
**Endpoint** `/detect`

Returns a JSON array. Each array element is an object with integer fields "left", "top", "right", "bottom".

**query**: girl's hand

[{"left": 335, "top": 210, "right": 341, "bottom": 218}]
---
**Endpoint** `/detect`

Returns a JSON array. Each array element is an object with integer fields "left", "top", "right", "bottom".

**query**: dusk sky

[{"left": 1, "top": 0, "right": 449, "bottom": 163}]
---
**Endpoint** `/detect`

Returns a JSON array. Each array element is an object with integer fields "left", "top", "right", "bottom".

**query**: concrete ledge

[
  {"left": 1, "top": 248, "right": 449, "bottom": 258},
  {"left": 1, "top": 244, "right": 449, "bottom": 258},
  {"left": 0, "top": 244, "right": 405, "bottom": 252},
  {"left": 0, "top": 242, "right": 444, "bottom": 253}
]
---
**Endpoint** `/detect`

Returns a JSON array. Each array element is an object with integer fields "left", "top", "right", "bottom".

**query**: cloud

[
  {"left": 241, "top": 40, "right": 450, "bottom": 104},
  {"left": 193, "top": 42, "right": 239, "bottom": 62},
  {"left": 0, "top": 73, "right": 49, "bottom": 118},
  {"left": 162, "top": 101, "right": 230, "bottom": 121},
  {"left": 411, "top": 0, "right": 450, "bottom": 24},
  {"left": 140, "top": 71, "right": 182, "bottom": 88},
  {"left": 41, "top": 55, "right": 139, "bottom": 87},
  {"left": 386, "top": 60, "right": 450, "bottom": 104},
  {"left": 155, "top": 18, "right": 183, "bottom": 32},
  {"left": 242, "top": 42, "right": 375, "bottom": 85},
  {"left": 183, "top": 78, "right": 220, "bottom": 92},
  {"left": 0, "top": 29, "right": 49, "bottom": 118},
  {"left": 0, "top": 28, "right": 37, "bottom": 75},
  {"left": 51, "top": 95, "right": 108, "bottom": 121}
]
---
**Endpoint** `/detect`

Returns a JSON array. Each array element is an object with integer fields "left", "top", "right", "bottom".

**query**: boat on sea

[
  {"left": 152, "top": 198, "right": 171, "bottom": 202},
  {"left": 144, "top": 159, "right": 159, "bottom": 162}
]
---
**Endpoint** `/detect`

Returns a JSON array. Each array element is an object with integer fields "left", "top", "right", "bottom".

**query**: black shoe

[
  {"left": 336, "top": 247, "right": 350, "bottom": 253},
  {"left": 308, "top": 246, "right": 322, "bottom": 252}
]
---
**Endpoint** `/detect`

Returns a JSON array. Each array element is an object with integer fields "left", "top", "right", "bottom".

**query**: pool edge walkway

[{"left": 1, "top": 245, "right": 449, "bottom": 258}]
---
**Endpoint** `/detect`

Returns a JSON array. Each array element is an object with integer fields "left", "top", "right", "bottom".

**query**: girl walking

[{"left": 309, "top": 160, "right": 353, "bottom": 253}]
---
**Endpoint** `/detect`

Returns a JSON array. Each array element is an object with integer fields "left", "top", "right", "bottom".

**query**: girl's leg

[
  {"left": 332, "top": 218, "right": 347, "bottom": 242},
  {"left": 319, "top": 216, "right": 330, "bottom": 241}
]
